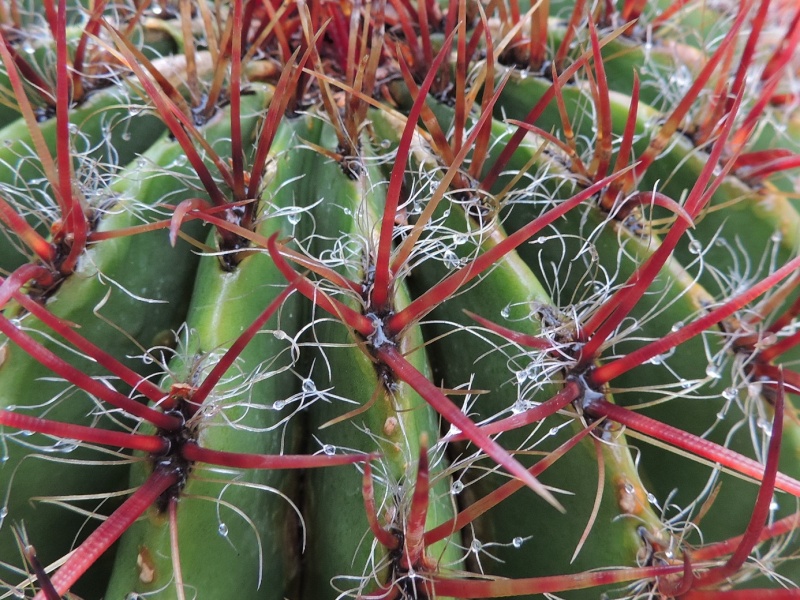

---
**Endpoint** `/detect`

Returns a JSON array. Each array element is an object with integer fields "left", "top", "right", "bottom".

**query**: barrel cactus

[{"left": 1, "top": 0, "right": 799, "bottom": 598}]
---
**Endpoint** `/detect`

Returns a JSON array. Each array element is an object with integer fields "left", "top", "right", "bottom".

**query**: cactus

[{"left": 1, "top": 0, "right": 800, "bottom": 598}]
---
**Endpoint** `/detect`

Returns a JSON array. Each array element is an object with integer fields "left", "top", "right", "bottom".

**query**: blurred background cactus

[{"left": 1, "top": 0, "right": 800, "bottom": 598}]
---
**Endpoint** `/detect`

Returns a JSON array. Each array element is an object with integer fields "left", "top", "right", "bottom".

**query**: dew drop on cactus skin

[
  {"left": 688, "top": 239, "right": 703, "bottom": 254},
  {"left": 443, "top": 250, "right": 460, "bottom": 268}
]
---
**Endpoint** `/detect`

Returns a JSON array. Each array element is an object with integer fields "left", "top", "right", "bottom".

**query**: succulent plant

[{"left": 1, "top": 0, "right": 800, "bottom": 598}]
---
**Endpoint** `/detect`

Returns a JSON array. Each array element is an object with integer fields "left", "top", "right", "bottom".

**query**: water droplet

[
  {"left": 549, "top": 426, "right": 560, "bottom": 436},
  {"left": 68, "top": 123, "right": 78, "bottom": 134},
  {"left": 302, "top": 378, "right": 316, "bottom": 393},
  {"left": 451, "top": 481, "right": 464, "bottom": 494},
  {"left": 705, "top": 364, "right": 722, "bottom": 379},
  {"left": 771, "top": 231, "right": 783, "bottom": 243},
  {"left": 515, "top": 370, "right": 527, "bottom": 384},
  {"left": 136, "top": 158, "right": 147, "bottom": 168},
  {"left": 722, "top": 387, "right": 738, "bottom": 401},
  {"left": 323, "top": 444, "right": 335, "bottom": 455},
  {"left": 671, "top": 321, "right": 684, "bottom": 332},
  {"left": 273, "top": 330, "right": 288, "bottom": 340},
  {"left": 470, "top": 539, "right": 483, "bottom": 553},
  {"left": 3, "top": 139, "right": 12, "bottom": 147},
  {"left": 646, "top": 493, "right": 657, "bottom": 504},
  {"left": 519, "top": 70, "right": 528, "bottom": 80},
  {"left": 624, "top": 483, "right": 635, "bottom": 494},
  {"left": 121, "top": 131, "right": 131, "bottom": 141},
  {"left": 20, "top": 430, "right": 33, "bottom": 437},
  {"left": 380, "top": 139, "right": 391, "bottom": 149},
  {"left": 129, "top": 106, "right": 142, "bottom": 116},
  {"left": 500, "top": 305, "right": 510, "bottom": 319},
  {"left": 287, "top": 211, "right": 301, "bottom": 225},
  {"left": 272, "top": 400, "right": 285, "bottom": 410},
  {"left": 453, "top": 233, "right": 468, "bottom": 246},
  {"left": 648, "top": 354, "right": 663, "bottom": 365},
  {"left": 0, "top": 506, "right": 7, "bottom": 519},
  {"left": 218, "top": 523, "right": 228, "bottom": 536},
  {"left": 688, "top": 240, "right": 703, "bottom": 254},
  {"left": 769, "top": 499, "right": 779, "bottom": 511},
  {"left": 22, "top": 42, "right": 35, "bottom": 54},
  {"left": 443, "top": 250, "right": 459, "bottom": 269},
  {"left": 757, "top": 418, "right": 773, "bottom": 436},
  {"left": 512, "top": 536, "right": 524, "bottom": 548}
]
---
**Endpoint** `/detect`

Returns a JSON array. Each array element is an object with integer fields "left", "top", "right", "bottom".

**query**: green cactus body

[
  {"left": 297, "top": 120, "right": 461, "bottom": 599},
  {"left": 2, "top": 2, "right": 800, "bottom": 599},
  {"left": 0, "top": 87, "right": 266, "bottom": 588},
  {"left": 103, "top": 98, "right": 315, "bottom": 600}
]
